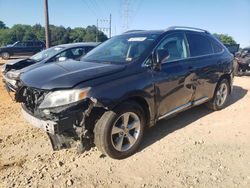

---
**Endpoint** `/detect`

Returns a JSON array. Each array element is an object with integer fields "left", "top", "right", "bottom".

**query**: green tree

[
  {"left": 213, "top": 33, "right": 237, "bottom": 45},
  {"left": 84, "top": 25, "right": 108, "bottom": 42},
  {"left": 32, "top": 24, "right": 45, "bottom": 41},
  {"left": 0, "top": 29, "right": 15, "bottom": 46},
  {"left": 69, "top": 27, "right": 86, "bottom": 42},
  {"left": 0, "top": 20, "right": 7, "bottom": 29},
  {"left": 0, "top": 23, "right": 107, "bottom": 47},
  {"left": 50, "top": 25, "right": 71, "bottom": 45}
]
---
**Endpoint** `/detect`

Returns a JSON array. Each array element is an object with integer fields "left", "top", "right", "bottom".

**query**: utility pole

[
  {"left": 44, "top": 0, "right": 50, "bottom": 48},
  {"left": 122, "top": 0, "right": 129, "bottom": 32},
  {"left": 109, "top": 14, "right": 112, "bottom": 38},
  {"left": 96, "top": 14, "right": 112, "bottom": 39},
  {"left": 96, "top": 19, "right": 99, "bottom": 42}
]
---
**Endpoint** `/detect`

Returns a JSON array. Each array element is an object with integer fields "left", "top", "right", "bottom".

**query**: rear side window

[
  {"left": 26, "top": 42, "right": 34, "bottom": 47},
  {"left": 186, "top": 33, "right": 213, "bottom": 57},
  {"left": 211, "top": 40, "right": 223, "bottom": 53}
]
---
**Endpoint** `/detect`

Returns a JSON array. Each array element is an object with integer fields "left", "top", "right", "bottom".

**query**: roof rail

[
  {"left": 123, "top": 30, "right": 145, "bottom": 34},
  {"left": 166, "top": 26, "right": 210, "bottom": 34}
]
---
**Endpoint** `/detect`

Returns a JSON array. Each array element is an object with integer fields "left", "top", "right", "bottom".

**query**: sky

[{"left": 0, "top": 0, "right": 249, "bottom": 47}]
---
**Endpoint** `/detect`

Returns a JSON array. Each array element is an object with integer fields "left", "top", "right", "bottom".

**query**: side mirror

[
  {"left": 156, "top": 49, "right": 169, "bottom": 64},
  {"left": 58, "top": 57, "right": 67, "bottom": 62}
]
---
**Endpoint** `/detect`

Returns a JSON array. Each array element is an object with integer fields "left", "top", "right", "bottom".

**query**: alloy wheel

[
  {"left": 111, "top": 112, "right": 141, "bottom": 152},
  {"left": 216, "top": 83, "right": 228, "bottom": 107}
]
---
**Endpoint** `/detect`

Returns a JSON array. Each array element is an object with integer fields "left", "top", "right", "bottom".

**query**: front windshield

[
  {"left": 30, "top": 46, "right": 65, "bottom": 62},
  {"left": 83, "top": 33, "right": 160, "bottom": 63}
]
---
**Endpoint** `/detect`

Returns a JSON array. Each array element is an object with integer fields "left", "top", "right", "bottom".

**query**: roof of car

[
  {"left": 122, "top": 26, "right": 211, "bottom": 36},
  {"left": 56, "top": 42, "right": 100, "bottom": 48},
  {"left": 122, "top": 30, "right": 165, "bottom": 35}
]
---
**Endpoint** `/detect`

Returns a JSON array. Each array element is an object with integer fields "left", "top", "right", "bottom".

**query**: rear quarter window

[
  {"left": 211, "top": 40, "right": 223, "bottom": 53},
  {"left": 186, "top": 33, "right": 213, "bottom": 57}
]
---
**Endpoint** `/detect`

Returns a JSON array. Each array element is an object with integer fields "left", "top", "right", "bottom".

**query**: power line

[
  {"left": 122, "top": 0, "right": 130, "bottom": 32},
  {"left": 81, "top": 0, "right": 99, "bottom": 18},
  {"left": 96, "top": 14, "right": 112, "bottom": 41},
  {"left": 92, "top": 0, "right": 105, "bottom": 17}
]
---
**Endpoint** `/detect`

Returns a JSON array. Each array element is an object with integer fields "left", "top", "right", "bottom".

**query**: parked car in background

[
  {"left": 235, "top": 46, "right": 250, "bottom": 74},
  {"left": 0, "top": 41, "right": 45, "bottom": 59},
  {"left": 1, "top": 42, "right": 99, "bottom": 91},
  {"left": 15, "top": 26, "right": 234, "bottom": 159},
  {"left": 224, "top": 44, "right": 240, "bottom": 56}
]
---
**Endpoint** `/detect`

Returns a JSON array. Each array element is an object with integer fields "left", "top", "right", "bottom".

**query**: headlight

[
  {"left": 39, "top": 88, "right": 90, "bottom": 109},
  {"left": 6, "top": 70, "right": 21, "bottom": 79}
]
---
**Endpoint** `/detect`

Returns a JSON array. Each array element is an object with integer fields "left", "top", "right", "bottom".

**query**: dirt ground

[{"left": 0, "top": 59, "right": 250, "bottom": 188}]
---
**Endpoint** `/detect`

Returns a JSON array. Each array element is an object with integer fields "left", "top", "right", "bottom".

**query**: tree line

[
  {"left": 0, "top": 20, "right": 238, "bottom": 47},
  {"left": 0, "top": 20, "right": 108, "bottom": 47}
]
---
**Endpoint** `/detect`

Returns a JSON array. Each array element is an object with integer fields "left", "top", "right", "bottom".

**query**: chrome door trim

[
  {"left": 193, "top": 96, "right": 209, "bottom": 106},
  {"left": 157, "top": 96, "right": 209, "bottom": 121},
  {"left": 158, "top": 102, "right": 192, "bottom": 120}
]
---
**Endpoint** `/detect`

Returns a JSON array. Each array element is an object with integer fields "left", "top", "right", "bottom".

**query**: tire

[
  {"left": 206, "top": 79, "right": 230, "bottom": 111},
  {"left": 94, "top": 101, "right": 145, "bottom": 159},
  {"left": 1, "top": 52, "right": 10, "bottom": 60}
]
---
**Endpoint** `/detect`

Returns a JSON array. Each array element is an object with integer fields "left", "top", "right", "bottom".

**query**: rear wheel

[
  {"left": 94, "top": 101, "right": 145, "bottom": 159},
  {"left": 206, "top": 79, "right": 230, "bottom": 111},
  {"left": 1, "top": 52, "right": 10, "bottom": 60}
]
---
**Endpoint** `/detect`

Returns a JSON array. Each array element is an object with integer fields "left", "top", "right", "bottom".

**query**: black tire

[
  {"left": 94, "top": 101, "right": 145, "bottom": 159},
  {"left": 206, "top": 79, "right": 230, "bottom": 111},
  {"left": 1, "top": 52, "right": 10, "bottom": 60}
]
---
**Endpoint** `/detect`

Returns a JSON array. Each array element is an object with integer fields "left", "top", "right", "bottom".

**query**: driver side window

[{"left": 157, "top": 33, "right": 188, "bottom": 63}]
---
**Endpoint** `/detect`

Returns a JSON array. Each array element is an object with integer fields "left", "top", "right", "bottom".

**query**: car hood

[
  {"left": 20, "top": 60, "right": 126, "bottom": 90},
  {"left": 4, "top": 58, "right": 37, "bottom": 72},
  {"left": 6, "top": 58, "right": 25, "bottom": 65},
  {"left": 0, "top": 46, "right": 12, "bottom": 50}
]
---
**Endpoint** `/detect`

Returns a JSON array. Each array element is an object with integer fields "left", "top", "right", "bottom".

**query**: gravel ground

[{"left": 0, "top": 59, "right": 250, "bottom": 188}]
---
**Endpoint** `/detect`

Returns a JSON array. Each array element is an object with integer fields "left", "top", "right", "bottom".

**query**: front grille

[{"left": 15, "top": 86, "right": 47, "bottom": 113}]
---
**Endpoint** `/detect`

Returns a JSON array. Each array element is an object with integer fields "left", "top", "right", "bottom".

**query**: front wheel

[
  {"left": 206, "top": 79, "right": 230, "bottom": 111},
  {"left": 94, "top": 101, "right": 145, "bottom": 159}
]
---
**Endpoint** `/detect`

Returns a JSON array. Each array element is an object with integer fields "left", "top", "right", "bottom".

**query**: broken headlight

[{"left": 39, "top": 88, "right": 90, "bottom": 109}]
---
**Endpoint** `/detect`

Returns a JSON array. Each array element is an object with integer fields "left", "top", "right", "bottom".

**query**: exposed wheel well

[{"left": 123, "top": 97, "right": 151, "bottom": 127}]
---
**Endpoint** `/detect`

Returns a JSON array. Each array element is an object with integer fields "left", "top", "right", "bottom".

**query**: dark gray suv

[{"left": 15, "top": 26, "right": 234, "bottom": 159}]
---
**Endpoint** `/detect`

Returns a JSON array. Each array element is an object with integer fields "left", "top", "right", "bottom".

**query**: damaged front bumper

[
  {"left": 21, "top": 99, "right": 97, "bottom": 151},
  {"left": 22, "top": 106, "right": 56, "bottom": 134}
]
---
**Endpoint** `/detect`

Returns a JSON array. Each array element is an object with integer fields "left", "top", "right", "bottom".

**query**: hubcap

[
  {"left": 111, "top": 112, "right": 141, "bottom": 152},
  {"left": 216, "top": 83, "right": 228, "bottom": 107}
]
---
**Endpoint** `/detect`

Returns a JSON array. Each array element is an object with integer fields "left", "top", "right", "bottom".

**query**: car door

[
  {"left": 12, "top": 42, "right": 26, "bottom": 56},
  {"left": 185, "top": 32, "right": 221, "bottom": 101},
  {"left": 32, "top": 41, "right": 43, "bottom": 54},
  {"left": 24, "top": 41, "right": 35, "bottom": 55},
  {"left": 153, "top": 32, "right": 195, "bottom": 118}
]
